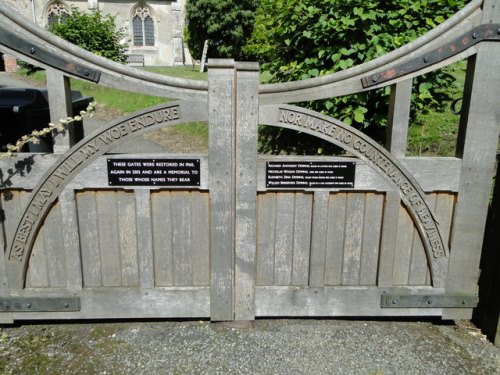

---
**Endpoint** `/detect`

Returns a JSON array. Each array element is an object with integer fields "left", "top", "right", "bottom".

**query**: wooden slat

[
  {"left": 386, "top": 79, "right": 412, "bottom": 157},
  {"left": 408, "top": 194, "right": 436, "bottom": 286},
  {"left": 152, "top": 192, "right": 174, "bottom": 287},
  {"left": 208, "top": 60, "right": 235, "bottom": 321},
  {"left": 234, "top": 62, "right": 259, "bottom": 320},
  {"left": 325, "top": 193, "right": 347, "bottom": 286},
  {"left": 172, "top": 192, "right": 193, "bottom": 286},
  {"left": 46, "top": 69, "right": 75, "bottom": 153},
  {"left": 378, "top": 192, "right": 401, "bottom": 287},
  {"left": 359, "top": 193, "right": 383, "bottom": 285},
  {"left": 392, "top": 205, "right": 414, "bottom": 286},
  {"left": 342, "top": 193, "right": 365, "bottom": 285},
  {"left": 135, "top": 189, "right": 154, "bottom": 289},
  {"left": 191, "top": 192, "right": 210, "bottom": 286},
  {"left": 291, "top": 193, "right": 312, "bottom": 286},
  {"left": 309, "top": 191, "right": 330, "bottom": 287},
  {"left": 255, "top": 286, "right": 452, "bottom": 317},
  {"left": 24, "top": 191, "right": 49, "bottom": 289},
  {"left": 273, "top": 193, "right": 295, "bottom": 286},
  {"left": 96, "top": 193, "right": 121, "bottom": 287},
  {"left": 256, "top": 193, "right": 276, "bottom": 286},
  {"left": 76, "top": 191, "right": 102, "bottom": 287},
  {"left": 117, "top": 191, "right": 139, "bottom": 287},
  {"left": 43, "top": 201, "right": 67, "bottom": 287},
  {"left": 59, "top": 189, "right": 83, "bottom": 290}
]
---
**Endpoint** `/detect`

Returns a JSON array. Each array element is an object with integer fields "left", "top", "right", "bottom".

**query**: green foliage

[
  {"left": 247, "top": 0, "right": 467, "bottom": 154},
  {"left": 185, "top": 0, "right": 258, "bottom": 60},
  {"left": 48, "top": 8, "right": 127, "bottom": 63}
]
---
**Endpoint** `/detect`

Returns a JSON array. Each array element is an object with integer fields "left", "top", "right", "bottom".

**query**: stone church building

[{"left": 0, "top": 0, "right": 191, "bottom": 66}]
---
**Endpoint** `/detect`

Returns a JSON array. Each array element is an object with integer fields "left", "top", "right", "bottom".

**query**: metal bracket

[
  {"left": 0, "top": 296, "right": 81, "bottom": 312},
  {"left": 362, "top": 24, "right": 500, "bottom": 88},
  {"left": 381, "top": 293, "right": 478, "bottom": 308},
  {"left": 0, "top": 29, "right": 100, "bottom": 83}
]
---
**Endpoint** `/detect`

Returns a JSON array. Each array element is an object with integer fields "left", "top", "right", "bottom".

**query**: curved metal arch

[
  {"left": 259, "top": 104, "right": 450, "bottom": 288},
  {"left": 6, "top": 100, "right": 208, "bottom": 289},
  {"left": 258, "top": 0, "right": 483, "bottom": 103}
]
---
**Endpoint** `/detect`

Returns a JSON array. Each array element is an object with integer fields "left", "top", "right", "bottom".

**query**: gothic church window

[
  {"left": 46, "top": 1, "right": 69, "bottom": 25},
  {"left": 132, "top": 5, "right": 155, "bottom": 47}
]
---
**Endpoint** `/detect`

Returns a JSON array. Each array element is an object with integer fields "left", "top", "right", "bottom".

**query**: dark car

[{"left": 0, "top": 88, "right": 93, "bottom": 152}]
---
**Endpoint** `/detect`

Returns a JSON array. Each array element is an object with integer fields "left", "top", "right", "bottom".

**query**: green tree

[
  {"left": 185, "top": 0, "right": 258, "bottom": 60},
  {"left": 246, "top": 0, "right": 467, "bottom": 154},
  {"left": 49, "top": 8, "right": 127, "bottom": 63}
]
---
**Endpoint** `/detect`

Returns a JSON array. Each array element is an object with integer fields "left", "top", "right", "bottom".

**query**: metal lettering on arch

[
  {"left": 7, "top": 101, "right": 207, "bottom": 289},
  {"left": 259, "top": 104, "right": 450, "bottom": 287}
]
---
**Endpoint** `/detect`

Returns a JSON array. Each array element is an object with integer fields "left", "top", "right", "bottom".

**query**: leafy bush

[
  {"left": 48, "top": 8, "right": 127, "bottom": 63},
  {"left": 246, "top": 0, "right": 467, "bottom": 154},
  {"left": 185, "top": 0, "right": 258, "bottom": 60}
]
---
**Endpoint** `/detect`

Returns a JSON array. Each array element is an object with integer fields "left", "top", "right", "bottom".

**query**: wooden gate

[{"left": 0, "top": 0, "right": 498, "bottom": 323}]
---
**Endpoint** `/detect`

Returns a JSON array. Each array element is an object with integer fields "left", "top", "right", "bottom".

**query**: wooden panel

[
  {"left": 309, "top": 191, "right": 330, "bottom": 287},
  {"left": 291, "top": 193, "right": 312, "bottom": 286},
  {"left": 378, "top": 192, "right": 401, "bottom": 287},
  {"left": 172, "top": 192, "right": 193, "bottom": 286},
  {"left": 342, "top": 193, "right": 365, "bottom": 285},
  {"left": 152, "top": 191, "right": 210, "bottom": 288},
  {"left": 76, "top": 191, "right": 102, "bottom": 287},
  {"left": 256, "top": 193, "right": 276, "bottom": 285},
  {"left": 359, "top": 193, "right": 384, "bottom": 285},
  {"left": 2, "top": 191, "right": 26, "bottom": 249},
  {"left": 116, "top": 191, "right": 139, "bottom": 287},
  {"left": 152, "top": 191, "right": 174, "bottom": 287},
  {"left": 408, "top": 194, "right": 436, "bottom": 286},
  {"left": 59, "top": 189, "right": 83, "bottom": 290},
  {"left": 234, "top": 63, "right": 259, "bottom": 320},
  {"left": 325, "top": 193, "right": 347, "bottom": 286},
  {"left": 386, "top": 79, "right": 412, "bottom": 157},
  {"left": 208, "top": 60, "right": 234, "bottom": 321},
  {"left": 43, "top": 201, "right": 67, "bottom": 287},
  {"left": 96, "top": 193, "right": 121, "bottom": 287},
  {"left": 392, "top": 205, "right": 414, "bottom": 285},
  {"left": 190, "top": 192, "right": 210, "bottom": 286},
  {"left": 273, "top": 193, "right": 295, "bottom": 285},
  {"left": 255, "top": 286, "right": 448, "bottom": 317},
  {"left": 25, "top": 190, "right": 49, "bottom": 289},
  {"left": 135, "top": 189, "right": 154, "bottom": 289}
]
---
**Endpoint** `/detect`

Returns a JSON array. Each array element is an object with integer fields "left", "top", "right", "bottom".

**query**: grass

[
  {"left": 16, "top": 63, "right": 467, "bottom": 156},
  {"left": 406, "top": 60, "right": 467, "bottom": 156}
]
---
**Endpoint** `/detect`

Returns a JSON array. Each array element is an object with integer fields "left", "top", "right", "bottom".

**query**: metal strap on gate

[
  {"left": 381, "top": 293, "right": 478, "bottom": 308},
  {"left": 362, "top": 23, "right": 500, "bottom": 88},
  {"left": 0, "top": 296, "right": 80, "bottom": 312}
]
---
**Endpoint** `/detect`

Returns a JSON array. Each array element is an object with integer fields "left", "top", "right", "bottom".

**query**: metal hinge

[
  {"left": 0, "top": 296, "right": 80, "bottom": 312},
  {"left": 381, "top": 293, "right": 478, "bottom": 308}
]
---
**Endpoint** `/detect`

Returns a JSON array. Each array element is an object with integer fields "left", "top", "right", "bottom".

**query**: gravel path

[{"left": 0, "top": 319, "right": 499, "bottom": 374}]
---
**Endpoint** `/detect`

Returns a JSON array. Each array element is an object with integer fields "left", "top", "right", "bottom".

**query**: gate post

[
  {"left": 234, "top": 62, "right": 259, "bottom": 320},
  {"left": 208, "top": 59, "right": 235, "bottom": 321},
  {"left": 445, "top": 0, "right": 500, "bottom": 319},
  {"left": 46, "top": 69, "right": 76, "bottom": 154}
]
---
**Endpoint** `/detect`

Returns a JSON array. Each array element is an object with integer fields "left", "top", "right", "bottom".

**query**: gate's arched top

[
  {"left": 259, "top": 104, "right": 450, "bottom": 287},
  {"left": 258, "top": 0, "right": 484, "bottom": 104},
  {"left": 6, "top": 100, "right": 208, "bottom": 289}
]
